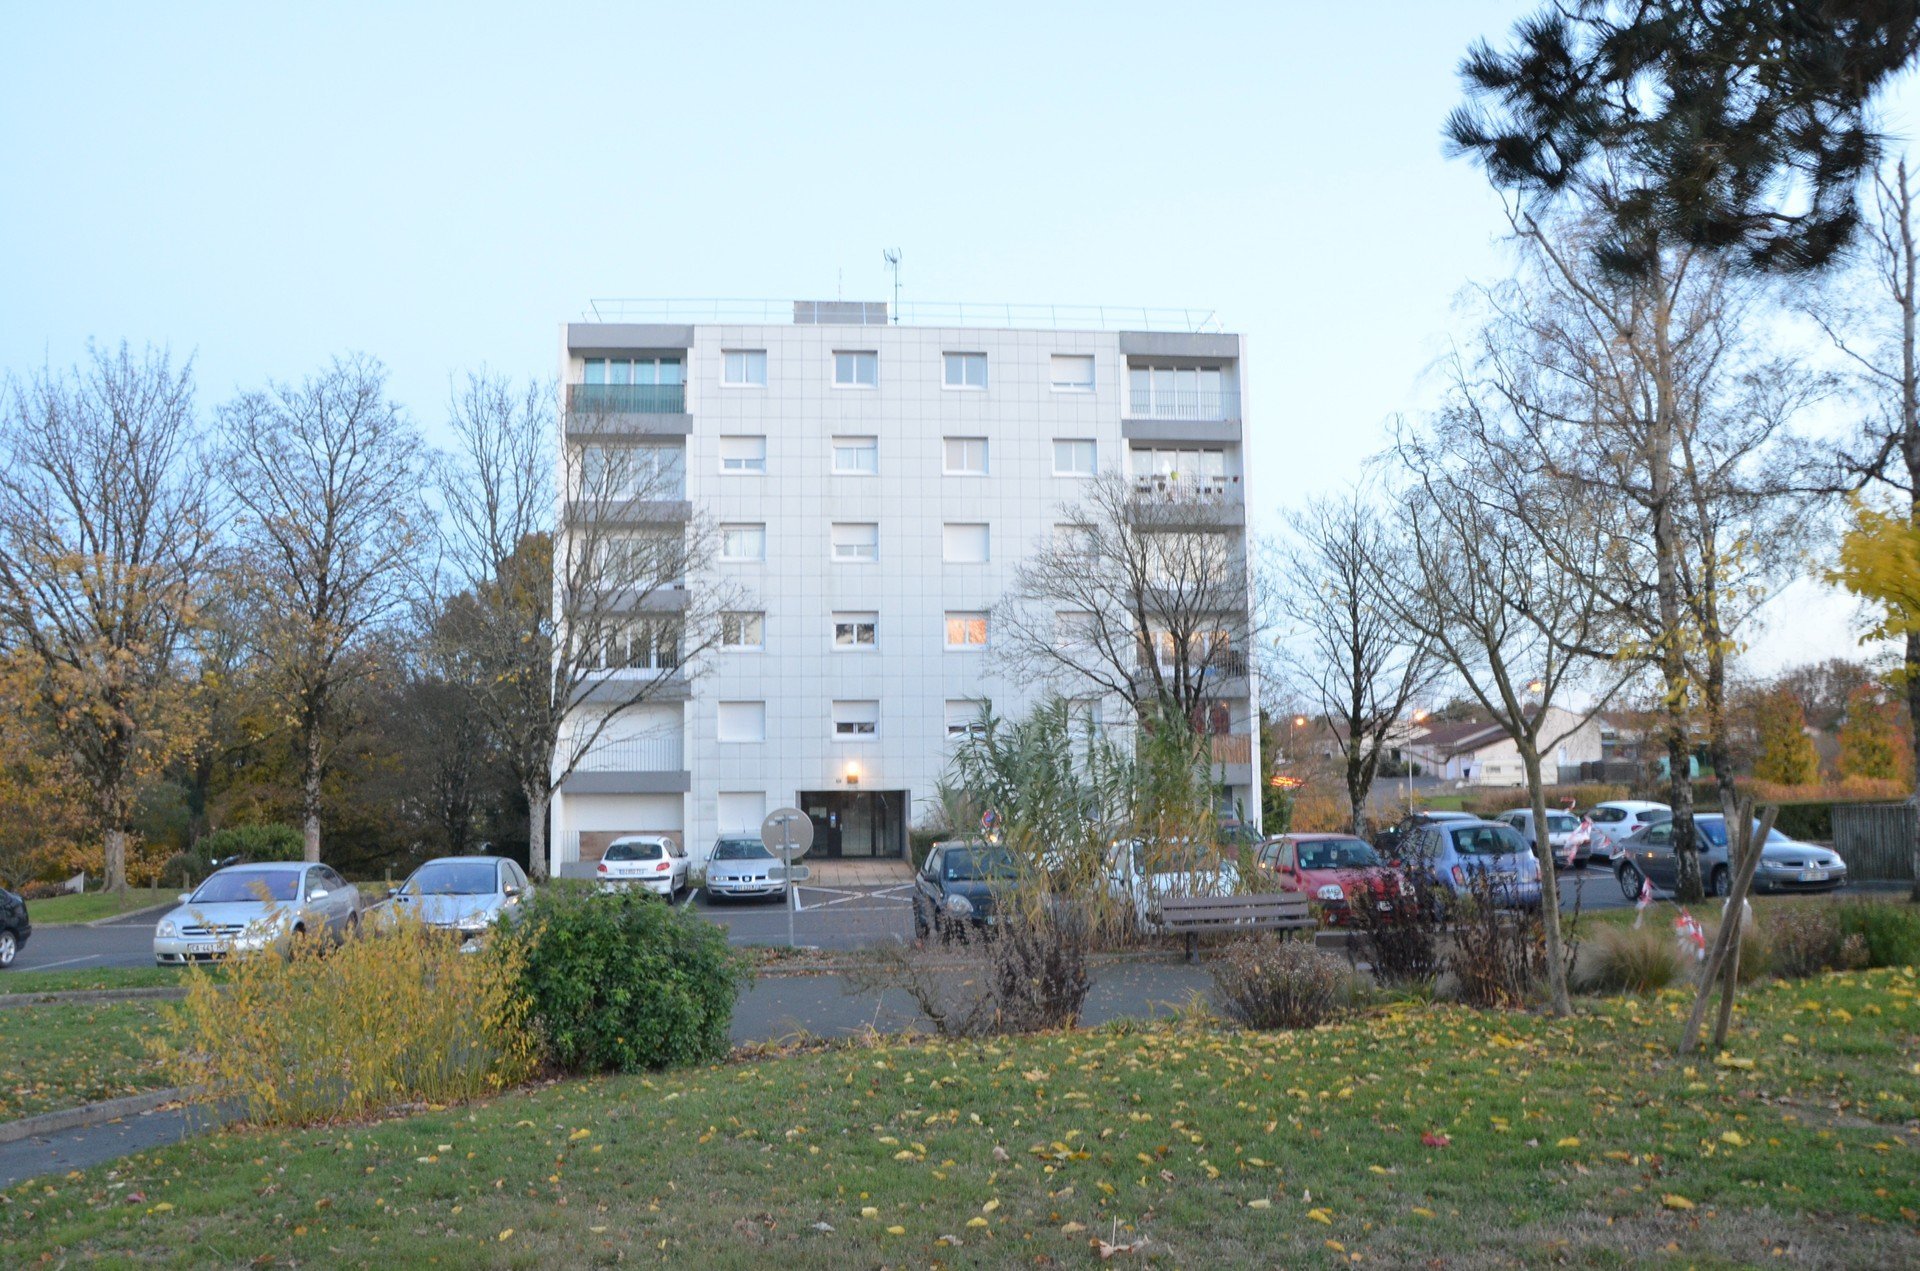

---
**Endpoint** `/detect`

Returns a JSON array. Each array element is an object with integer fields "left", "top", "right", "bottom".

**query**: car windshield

[
  {"left": 190, "top": 870, "right": 299, "bottom": 904},
  {"left": 403, "top": 862, "right": 497, "bottom": 896},
  {"left": 713, "top": 839, "right": 773, "bottom": 862},
  {"left": 1296, "top": 839, "right": 1380, "bottom": 870},
  {"left": 1698, "top": 820, "right": 1792, "bottom": 848},
  {"left": 1546, "top": 814, "right": 1579, "bottom": 832},
  {"left": 943, "top": 848, "right": 1017, "bottom": 881},
  {"left": 603, "top": 841, "right": 663, "bottom": 862},
  {"left": 1450, "top": 825, "right": 1528, "bottom": 856}
]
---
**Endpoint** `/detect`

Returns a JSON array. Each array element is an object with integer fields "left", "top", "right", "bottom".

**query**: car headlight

[
  {"left": 1316, "top": 884, "right": 1345, "bottom": 902},
  {"left": 457, "top": 913, "right": 494, "bottom": 934},
  {"left": 944, "top": 894, "right": 974, "bottom": 916},
  {"left": 157, "top": 919, "right": 177, "bottom": 939}
]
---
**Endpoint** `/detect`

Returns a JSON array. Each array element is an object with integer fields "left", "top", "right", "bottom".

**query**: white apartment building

[{"left": 550, "top": 301, "right": 1260, "bottom": 877}]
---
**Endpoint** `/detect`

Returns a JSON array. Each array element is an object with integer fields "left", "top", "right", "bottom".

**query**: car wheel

[
  {"left": 1616, "top": 863, "right": 1644, "bottom": 902},
  {"left": 0, "top": 930, "right": 15, "bottom": 969},
  {"left": 1708, "top": 865, "right": 1729, "bottom": 899}
]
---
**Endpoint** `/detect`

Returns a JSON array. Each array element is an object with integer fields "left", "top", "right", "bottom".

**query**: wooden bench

[{"left": 1154, "top": 891, "right": 1316, "bottom": 962}]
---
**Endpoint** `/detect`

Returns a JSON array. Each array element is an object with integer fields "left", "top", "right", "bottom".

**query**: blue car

[{"left": 1399, "top": 818, "right": 1543, "bottom": 908}]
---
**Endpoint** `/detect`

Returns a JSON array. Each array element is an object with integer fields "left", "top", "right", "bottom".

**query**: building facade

[{"left": 550, "top": 302, "right": 1259, "bottom": 877}]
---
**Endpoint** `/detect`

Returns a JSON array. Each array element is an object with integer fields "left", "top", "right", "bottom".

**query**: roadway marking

[
  {"left": 21, "top": 954, "right": 103, "bottom": 971},
  {"left": 792, "top": 883, "right": 915, "bottom": 913}
]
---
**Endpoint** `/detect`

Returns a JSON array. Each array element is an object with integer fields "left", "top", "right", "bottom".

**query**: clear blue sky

[{"left": 1, "top": 1, "right": 1905, "bottom": 674}]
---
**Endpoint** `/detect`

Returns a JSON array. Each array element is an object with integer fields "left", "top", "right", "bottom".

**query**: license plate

[
  {"left": 1376, "top": 901, "right": 1393, "bottom": 911},
  {"left": 186, "top": 942, "right": 222, "bottom": 955},
  {"left": 1800, "top": 869, "right": 1828, "bottom": 882}
]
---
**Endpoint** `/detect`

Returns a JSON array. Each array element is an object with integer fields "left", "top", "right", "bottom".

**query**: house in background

[{"left": 1403, "top": 705, "right": 1604, "bottom": 787}]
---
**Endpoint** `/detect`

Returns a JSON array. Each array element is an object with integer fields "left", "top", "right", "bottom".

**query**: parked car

[
  {"left": 912, "top": 840, "right": 1017, "bottom": 939},
  {"left": 704, "top": 835, "right": 787, "bottom": 902},
  {"left": 1496, "top": 808, "right": 1586, "bottom": 868},
  {"left": 1613, "top": 814, "right": 1847, "bottom": 899},
  {"left": 595, "top": 835, "right": 689, "bottom": 897},
  {"left": 0, "top": 884, "right": 29, "bottom": 969},
  {"left": 1373, "top": 809, "right": 1477, "bottom": 856},
  {"left": 1577, "top": 800, "right": 1671, "bottom": 860},
  {"left": 1105, "top": 838, "right": 1240, "bottom": 933},
  {"left": 1400, "top": 819, "right": 1543, "bottom": 908},
  {"left": 387, "top": 855, "right": 532, "bottom": 946},
  {"left": 1258, "top": 833, "right": 1409, "bottom": 926},
  {"left": 154, "top": 862, "right": 360, "bottom": 964}
]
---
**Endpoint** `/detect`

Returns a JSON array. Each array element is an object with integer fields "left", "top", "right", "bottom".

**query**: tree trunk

[
  {"left": 1909, "top": 630, "right": 1920, "bottom": 902},
  {"left": 103, "top": 826, "right": 129, "bottom": 894},
  {"left": 527, "top": 785, "right": 551, "bottom": 883},
  {"left": 1346, "top": 745, "right": 1367, "bottom": 838},
  {"left": 301, "top": 731, "right": 323, "bottom": 863},
  {"left": 1523, "top": 747, "right": 1571, "bottom": 1016}
]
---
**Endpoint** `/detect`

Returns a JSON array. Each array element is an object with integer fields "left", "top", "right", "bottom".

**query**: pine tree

[
  {"left": 1751, "top": 688, "right": 1819, "bottom": 786},
  {"left": 1838, "top": 684, "right": 1908, "bottom": 783}
]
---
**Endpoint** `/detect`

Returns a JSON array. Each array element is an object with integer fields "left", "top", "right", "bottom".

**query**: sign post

[{"left": 760, "top": 807, "right": 815, "bottom": 948}]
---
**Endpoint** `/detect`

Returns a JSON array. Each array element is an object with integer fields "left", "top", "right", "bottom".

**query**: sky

[{"left": 0, "top": 0, "right": 1903, "bottom": 677}]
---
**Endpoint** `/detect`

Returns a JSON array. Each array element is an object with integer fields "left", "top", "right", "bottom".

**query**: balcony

[
  {"left": 1126, "top": 476, "right": 1246, "bottom": 528},
  {"left": 1126, "top": 388, "right": 1239, "bottom": 421},
  {"left": 1136, "top": 649, "right": 1250, "bottom": 681},
  {"left": 1209, "top": 733, "right": 1252, "bottom": 765},
  {"left": 569, "top": 383, "right": 685, "bottom": 414},
  {"left": 562, "top": 732, "right": 690, "bottom": 796}
]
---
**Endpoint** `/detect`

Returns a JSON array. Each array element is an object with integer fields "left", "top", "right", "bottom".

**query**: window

[
  {"left": 584, "top": 356, "right": 684, "bottom": 386},
  {"left": 597, "top": 620, "right": 680, "bottom": 670},
  {"left": 832, "top": 700, "right": 879, "bottom": 738},
  {"left": 1068, "top": 697, "right": 1106, "bottom": 738},
  {"left": 1050, "top": 354, "right": 1095, "bottom": 392},
  {"left": 1129, "top": 365, "right": 1229, "bottom": 419},
  {"left": 945, "top": 611, "right": 988, "bottom": 648},
  {"left": 718, "top": 435, "right": 767, "bottom": 473},
  {"left": 833, "top": 350, "right": 878, "bottom": 387},
  {"left": 716, "top": 700, "right": 766, "bottom": 743},
  {"left": 943, "top": 436, "right": 988, "bottom": 475},
  {"left": 833, "top": 611, "right": 877, "bottom": 649},
  {"left": 720, "top": 523, "right": 766, "bottom": 562},
  {"left": 945, "top": 699, "right": 987, "bottom": 739},
  {"left": 831, "top": 522, "right": 878, "bottom": 561},
  {"left": 1055, "top": 610, "right": 1096, "bottom": 647},
  {"left": 722, "top": 349, "right": 767, "bottom": 386},
  {"left": 1052, "top": 523, "right": 1096, "bottom": 558},
  {"left": 942, "top": 523, "right": 990, "bottom": 563},
  {"left": 716, "top": 791, "right": 766, "bottom": 835},
  {"left": 1130, "top": 445, "right": 1232, "bottom": 496},
  {"left": 1053, "top": 438, "right": 1097, "bottom": 476},
  {"left": 595, "top": 531, "right": 683, "bottom": 584},
  {"left": 579, "top": 443, "right": 685, "bottom": 499},
  {"left": 832, "top": 435, "right": 879, "bottom": 474},
  {"left": 943, "top": 352, "right": 988, "bottom": 389},
  {"left": 720, "top": 611, "right": 765, "bottom": 650}
]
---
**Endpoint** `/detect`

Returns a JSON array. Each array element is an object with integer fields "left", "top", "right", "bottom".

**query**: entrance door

[{"left": 800, "top": 791, "right": 907, "bottom": 858}]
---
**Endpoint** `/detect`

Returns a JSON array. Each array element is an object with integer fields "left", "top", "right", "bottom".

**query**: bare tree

[
  {"left": 0, "top": 344, "right": 213, "bottom": 890},
  {"left": 995, "top": 471, "right": 1252, "bottom": 722},
  {"left": 1276, "top": 490, "right": 1439, "bottom": 835},
  {"left": 218, "top": 355, "right": 427, "bottom": 863},
  {"left": 434, "top": 374, "right": 739, "bottom": 880},
  {"left": 1387, "top": 422, "right": 1631, "bottom": 1018}
]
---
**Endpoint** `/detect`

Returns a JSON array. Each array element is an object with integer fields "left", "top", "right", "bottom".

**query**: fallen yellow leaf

[
  {"left": 1714, "top": 1054, "right": 1755, "bottom": 1070},
  {"left": 967, "top": 1217, "right": 989, "bottom": 1228},
  {"left": 1720, "top": 1131, "right": 1747, "bottom": 1148},
  {"left": 1411, "top": 1207, "right": 1436, "bottom": 1219},
  {"left": 982, "top": 1199, "right": 1000, "bottom": 1213},
  {"left": 498, "top": 1229, "right": 515, "bottom": 1241},
  {"left": 860, "top": 1206, "right": 879, "bottom": 1219},
  {"left": 1307, "top": 1207, "right": 1334, "bottom": 1224},
  {"left": 1662, "top": 1194, "right": 1695, "bottom": 1211},
  {"left": 1556, "top": 1137, "right": 1580, "bottom": 1148},
  {"left": 1248, "top": 1199, "right": 1271, "bottom": 1210},
  {"left": 885, "top": 1224, "right": 905, "bottom": 1235}
]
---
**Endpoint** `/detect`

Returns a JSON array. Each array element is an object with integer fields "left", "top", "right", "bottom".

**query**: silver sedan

[
  {"left": 154, "top": 862, "right": 360, "bottom": 964},
  {"left": 703, "top": 836, "right": 786, "bottom": 901}
]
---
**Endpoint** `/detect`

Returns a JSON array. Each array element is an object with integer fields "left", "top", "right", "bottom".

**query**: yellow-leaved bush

[{"left": 160, "top": 916, "right": 537, "bottom": 1126}]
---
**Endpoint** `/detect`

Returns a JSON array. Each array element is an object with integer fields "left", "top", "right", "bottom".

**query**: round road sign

[{"left": 760, "top": 807, "right": 815, "bottom": 858}]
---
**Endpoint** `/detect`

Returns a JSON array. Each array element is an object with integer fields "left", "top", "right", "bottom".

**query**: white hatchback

[
  {"left": 595, "top": 836, "right": 689, "bottom": 897},
  {"left": 1578, "top": 800, "right": 1671, "bottom": 861}
]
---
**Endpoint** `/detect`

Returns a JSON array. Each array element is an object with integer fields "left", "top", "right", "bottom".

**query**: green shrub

[
  {"left": 1834, "top": 901, "right": 1920, "bottom": 968},
  {"left": 1209, "top": 936, "right": 1351, "bottom": 1030},
  {"left": 1769, "top": 802, "right": 1833, "bottom": 843},
  {"left": 503, "top": 881, "right": 751, "bottom": 1073},
  {"left": 1575, "top": 925, "right": 1684, "bottom": 995},
  {"left": 199, "top": 823, "right": 304, "bottom": 863}
]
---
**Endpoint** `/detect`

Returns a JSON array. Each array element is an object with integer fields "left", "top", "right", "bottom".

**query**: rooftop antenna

[{"left": 883, "top": 248, "right": 901, "bottom": 322}]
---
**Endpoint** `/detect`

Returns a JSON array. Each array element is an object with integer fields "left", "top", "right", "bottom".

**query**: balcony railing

[
  {"left": 577, "top": 733, "right": 684, "bottom": 773},
  {"left": 1126, "top": 388, "right": 1239, "bottom": 420},
  {"left": 568, "top": 383, "right": 686, "bottom": 415},
  {"left": 1130, "top": 473, "right": 1241, "bottom": 503},
  {"left": 1136, "top": 649, "right": 1250, "bottom": 679},
  {"left": 1209, "top": 734, "right": 1252, "bottom": 765},
  {"left": 593, "top": 645, "right": 682, "bottom": 673}
]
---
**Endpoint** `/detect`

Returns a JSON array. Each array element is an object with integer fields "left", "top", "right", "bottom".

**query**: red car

[{"left": 1259, "top": 833, "right": 1410, "bottom": 926}]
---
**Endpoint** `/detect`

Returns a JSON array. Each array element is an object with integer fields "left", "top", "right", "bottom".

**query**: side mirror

[
  {"left": 179, "top": 892, "right": 192, "bottom": 904},
  {"left": 386, "top": 887, "right": 399, "bottom": 899},
  {"left": 503, "top": 885, "right": 522, "bottom": 899},
  {"left": 307, "top": 888, "right": 329, "bottom": 901}
]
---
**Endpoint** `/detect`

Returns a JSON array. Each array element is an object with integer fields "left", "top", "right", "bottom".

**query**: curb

[
  {"left": 87, "top": 903, "right": 174, "bottom": 928},
  {"left": 0, "top": 987, "right": 188, "bottom": 1010},
  {"left": 0, "top": 1088, "right": 188, "bottom": 1146}
]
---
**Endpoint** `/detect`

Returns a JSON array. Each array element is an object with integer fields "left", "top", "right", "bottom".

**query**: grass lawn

[
  {"left": 0, "top": 1001, "right": 172, "bottom": 1121},
  {"left": 26, "top": 888, "right": 175, "bottom": 926},
  {"left": 0, "top": 966, "right": 187, "bottom": 996},
  {"left": 2, "top": 968, "right": 1916, "bottom": 1267}
]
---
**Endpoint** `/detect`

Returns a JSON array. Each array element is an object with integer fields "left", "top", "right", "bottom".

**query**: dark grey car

[
  {"left": 1613, "top": 814, "right": 1847, "bottom": 899},
  {"left": 0, "top": 885, "right": 29, "bottom": 969},
  {"left": 911, "top": 841, "right": 1016, "bottom": 941}
]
